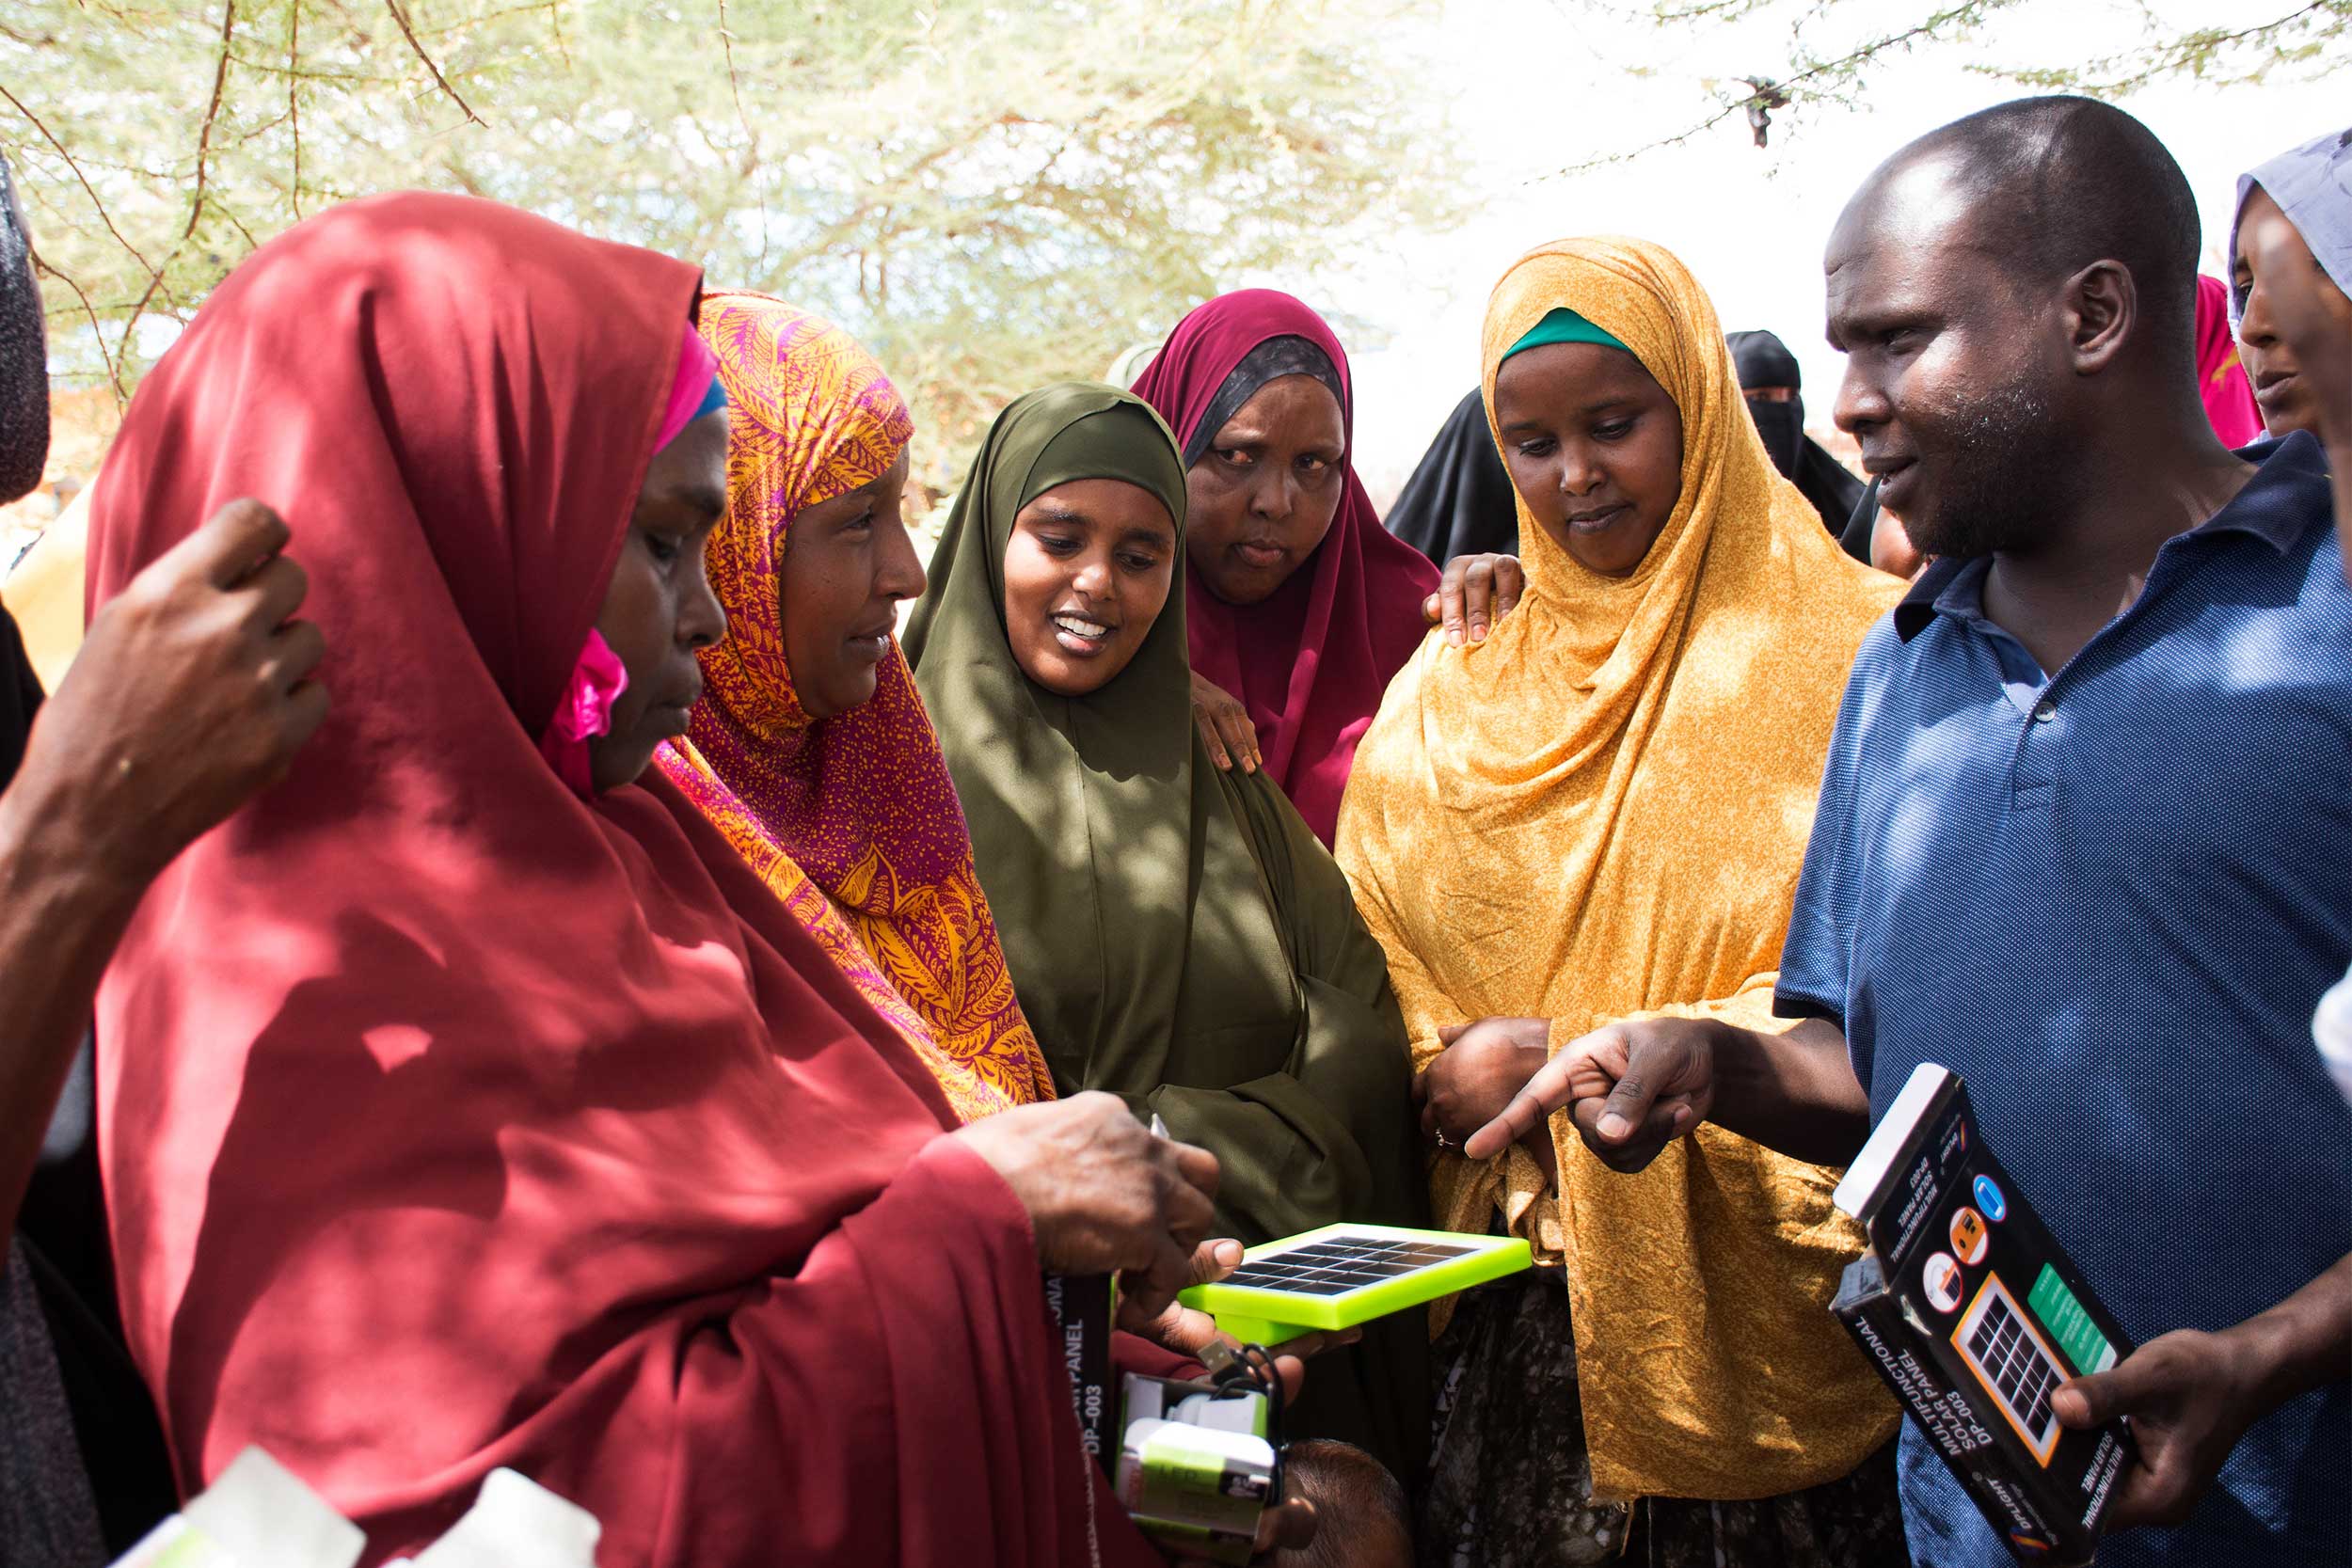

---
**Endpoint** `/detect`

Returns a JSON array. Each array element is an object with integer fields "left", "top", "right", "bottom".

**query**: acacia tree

[
  {"left": 1555, "top": 0, "right": 2348, "bottom": 172},
  {"left": 4, "top": 0, "right": 1463, "bottom": 484}
]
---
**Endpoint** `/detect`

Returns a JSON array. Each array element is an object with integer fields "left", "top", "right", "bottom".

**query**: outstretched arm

[
  {"left": 0, "top": 500, "right": 325, "bottom": 1246},
  {"left": 1422, "top": 552, "right": 1524, "bottom": 645},
  {"left": 1464, "top": 1012, "right": 1872, "bottom": 1172},
  {"left": 2057, "top": 1251, "right": 2352, "bottom": 1535}
]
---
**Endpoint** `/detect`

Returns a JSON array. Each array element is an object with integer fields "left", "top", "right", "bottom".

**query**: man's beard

[{"left": 1902, "top": 380, "right": 2070, "bottom": 561}]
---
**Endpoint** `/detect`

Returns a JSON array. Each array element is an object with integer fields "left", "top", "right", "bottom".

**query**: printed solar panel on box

[
  {"left": 1956, "top": 1276, "right": 2066, "bottom": 1465},
  {"left": 1829, "top": 1064, "right": 2137, "bottom": 1564},
  {"left": 1180, "top": 1224, "right": 1531, "bottom": 1345}
]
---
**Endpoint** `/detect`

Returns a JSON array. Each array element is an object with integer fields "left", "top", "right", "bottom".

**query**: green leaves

[{"left": 5, "top": 0, "right": 1465, "bottom": 493}]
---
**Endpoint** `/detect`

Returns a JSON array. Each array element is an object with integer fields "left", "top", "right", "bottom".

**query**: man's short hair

[
  {"left": 1276, "top": 1439, "right": 1411, "bottom": 1568},
  {"left": 1891, "top": 95, "right": 2201, "bottom": 359}
]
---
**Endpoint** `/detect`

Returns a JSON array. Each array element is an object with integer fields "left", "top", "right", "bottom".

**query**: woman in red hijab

[
  {"left": 82, "top": 192, "right": 1232, "bottom": 1568},
  {"left": 1132, "top": 292, "right": 1441, "bottom": 847}
]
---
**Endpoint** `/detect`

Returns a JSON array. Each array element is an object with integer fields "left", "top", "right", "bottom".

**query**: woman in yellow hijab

[{"left": 1337, "top": 238, "right": 1905, "bottom": 1564}]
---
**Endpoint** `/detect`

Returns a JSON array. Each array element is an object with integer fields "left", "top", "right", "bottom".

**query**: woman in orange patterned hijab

[{"left": 658, "top": 291, "right": 1054, "bottom": 1119}]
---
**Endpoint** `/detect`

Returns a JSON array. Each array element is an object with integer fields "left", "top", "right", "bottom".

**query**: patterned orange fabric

[{"left": 657, "top": 291, "right": 1054, "bottom": 1120}]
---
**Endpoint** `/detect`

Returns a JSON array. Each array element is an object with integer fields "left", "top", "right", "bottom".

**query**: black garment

[
  {"left": 1, "top": 153, "right": 49, "bottom": 501},
  {"left": 1838, "top": 476, "right": 1882, "bottom": 566},
  {"left": 22, "top": 1235, "right": 176, "bottom": 1556},
  {"left": 1726, "top": 329, "right": 1866, "bottom": 539},
  {"left": 0, "top": 599, "right": 39, "bottom": 785},
  {"left": 1422, "top": 1271, "right": 1911, "bottom": 1568},
  {"left": 1384, "top": 388, "right": 1520, "bottom": 563},
  {"left": 0, "top": 1242, "right": 104, "bottom": 1568},
  {"left": 0, "top": 603, "right": 179, "bottom": 1559},
  {"left": 1183, "top": 334, "right": 1347, "bottom": 467}
]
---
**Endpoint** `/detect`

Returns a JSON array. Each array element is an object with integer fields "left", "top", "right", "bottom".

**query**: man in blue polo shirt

[{"left": 1469, "top": 96, "right": 2350, "bottom": 1567}]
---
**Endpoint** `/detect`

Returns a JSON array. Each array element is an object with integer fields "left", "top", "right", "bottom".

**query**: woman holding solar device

[
  {"left": 1335, "top": 237, "right": 1906, "bottom": 1563},
  {"left": 82, "top": 194, "right": 1334, "bottom": 1568},
  {"left": 903, "top": 380, "right": 1431, "bottom": 1491}
]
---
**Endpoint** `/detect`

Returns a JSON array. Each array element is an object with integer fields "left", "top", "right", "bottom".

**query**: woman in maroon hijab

[
  {"left": 83, "top": 192, "right": 1248, "bottom": 1568},
  {"left": 1132, "top": 292, "right": 1442, "bottom": 847}
]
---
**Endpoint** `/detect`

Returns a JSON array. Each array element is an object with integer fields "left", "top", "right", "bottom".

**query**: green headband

[{"left": 1501, "top": 307, "right": 1630, "bottom": 362}]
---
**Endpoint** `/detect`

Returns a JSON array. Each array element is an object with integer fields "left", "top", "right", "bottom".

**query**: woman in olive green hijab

[{"left": 903, "top": 382, "right": 1427, "bottom": 1484}]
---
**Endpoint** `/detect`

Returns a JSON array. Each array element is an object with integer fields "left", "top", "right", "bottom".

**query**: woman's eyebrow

[
  {"left": 1025, "top": 500, "right": 1091, "bottom": 527},
  {"left": 1118, "top": 525, "right": 1173, "bottom": 548}
]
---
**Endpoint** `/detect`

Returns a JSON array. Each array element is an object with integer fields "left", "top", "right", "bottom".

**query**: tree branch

[
  {"left": 412, "top": 0, "right": 570, "bottom": 49},
  {"left": 183, "top": 0, "right": 236, "bottom": 245},
  {"left": 220, "top": 52, "right": 402, "bottom": 85},
  {"left": 384, "top": 0, "right": 487, "bottom": 125},
  {"left": 118, "top": 0, "right": 236, "bottom": 379},
  {"left": 27, "top": 243, "right": 121, "bottom": 401},
  {"left": 214, "top": 198, "right": 260, "bottom": 252},
  {"left": 0, "top": 83, "right": 157, "bottom": 276},
  {"left": 1540, "top": 0, "right": 2015, "bottom": 176},
  {"left": 716, "top": 0, "right": 768, "bottom": 269},
  {"left": 288, "top": 0, "right": 302, "bottom": 217},
  {"left": 1995, "top": 0, "right": 2342, "bottom": 92}
]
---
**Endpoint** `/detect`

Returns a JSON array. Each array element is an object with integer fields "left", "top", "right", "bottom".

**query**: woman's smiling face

[
  {"left": 1001, "top": 477, "right": 1179, "bottom": 697},
  {"left": 1491, "top": 341, "right": 1684, "bottom": 577}
]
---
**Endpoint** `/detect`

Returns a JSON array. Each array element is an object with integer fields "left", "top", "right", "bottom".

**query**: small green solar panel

[{"left": 1178, "top": 1223, "right": 1533, "bottom": 1345}]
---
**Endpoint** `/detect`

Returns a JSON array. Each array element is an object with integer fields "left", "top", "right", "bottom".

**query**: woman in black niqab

[{"left": 1726, "top": 328, "right": 1867, "bottom": 541}]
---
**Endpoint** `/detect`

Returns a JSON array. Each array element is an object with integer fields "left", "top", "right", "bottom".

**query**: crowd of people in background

[{"left": 0, "top": 90, "right": 2345, "bottom": 1568}]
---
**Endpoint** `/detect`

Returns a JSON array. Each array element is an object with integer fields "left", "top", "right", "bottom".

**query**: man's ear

[{"left": 2063, "top": 259, "right": 2136, "bottom": 376}]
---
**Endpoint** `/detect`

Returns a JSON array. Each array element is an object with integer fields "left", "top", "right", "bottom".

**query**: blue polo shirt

[{"left": 1778, "top": 432, "right": 2352, "bottom": 1568}]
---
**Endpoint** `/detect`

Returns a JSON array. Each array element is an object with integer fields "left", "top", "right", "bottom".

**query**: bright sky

[{"left": 1249, "top": 0, "right": 2345, "bottom": 503}]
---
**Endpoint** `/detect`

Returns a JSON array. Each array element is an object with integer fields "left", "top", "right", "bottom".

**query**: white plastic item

[
  {"left": 106, "top": 1515, "right": 217, "bottom": 1568},
  {"left": 395, "top": 1469, "right": 602, "bottom": 1568},
  {"left": 2311, "top": 964, "right": 2352, "bottom": 1109},
  {"left": 110, "top": 1448, "right": 365, "bottom": 1568}
]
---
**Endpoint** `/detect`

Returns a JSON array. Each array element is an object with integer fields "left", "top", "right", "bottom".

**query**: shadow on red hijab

[
  {"left": 1132, "top": 291, "right": 1439, "bottom": 847},
  {"left": 84, "top": 194, "right": 1156, "bottom": 1567}
]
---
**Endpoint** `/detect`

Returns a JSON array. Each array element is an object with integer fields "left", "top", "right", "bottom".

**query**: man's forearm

[
  {"left": 0, "top": 776, "right": 148, "bottom": 1249},
  {"left": 2231, "top": 1251, "right": 2352, "bottom": 1412},
  {"left": 1705, "top": 1015, "right": 1875, "bottom": 1167}
]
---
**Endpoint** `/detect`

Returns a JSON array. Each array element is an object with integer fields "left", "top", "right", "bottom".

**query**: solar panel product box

[
  {"left": 1830, "top": 1063, "right": 2137, "bottom": 1565},
  {"left": 1044, "top": 1273, "right": 1117, "bottom": 1470}
]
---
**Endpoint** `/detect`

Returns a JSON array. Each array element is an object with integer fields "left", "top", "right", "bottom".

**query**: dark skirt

[
  {"left": 1421, "top": 1270, "right": 1909, "bottom": 1568},
  {"left": 0, "top": 1242, "right": 106, "bottom": 1568}
]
